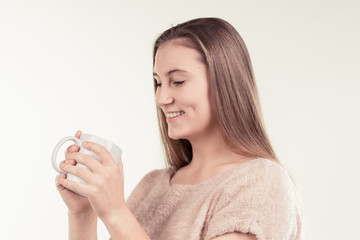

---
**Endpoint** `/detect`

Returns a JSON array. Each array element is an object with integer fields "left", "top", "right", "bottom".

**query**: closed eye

[{"left": 173, "top": 81, "right": 185, "bottom": 86}]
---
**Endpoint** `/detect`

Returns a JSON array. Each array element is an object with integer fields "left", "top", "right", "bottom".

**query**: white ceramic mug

[{"left": 52, "top": 133, "right": 122, "bottom": 185}]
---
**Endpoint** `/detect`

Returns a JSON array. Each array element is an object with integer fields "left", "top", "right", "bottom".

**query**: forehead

[{"left": 153, "top": 40, "right": 204, "bottom": 75}]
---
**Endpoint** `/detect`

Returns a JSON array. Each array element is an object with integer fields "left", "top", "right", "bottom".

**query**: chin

[
  {"left": 168, "top": 134, "right": 181, "bottom": 140},
  {"left": 168, "top": 130, "right": 186, "bottom": 140}
]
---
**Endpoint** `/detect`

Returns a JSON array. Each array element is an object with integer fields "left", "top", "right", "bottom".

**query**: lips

[{"left": 165, "top": 111, "right": 185, "bottom": 118}]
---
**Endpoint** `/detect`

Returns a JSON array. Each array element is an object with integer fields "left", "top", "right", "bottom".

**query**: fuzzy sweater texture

[{"left": 127, "top": 158, "right": 302, "bottom": 240}]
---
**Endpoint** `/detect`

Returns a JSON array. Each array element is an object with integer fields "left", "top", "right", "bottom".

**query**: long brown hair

[{"left": 153, "top": 17, "right": 278, "bottom": 171}]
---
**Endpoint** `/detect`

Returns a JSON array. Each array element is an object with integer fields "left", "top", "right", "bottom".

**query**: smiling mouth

[{"left": 165, "top": 111, "right": 185, "bottom": 118}]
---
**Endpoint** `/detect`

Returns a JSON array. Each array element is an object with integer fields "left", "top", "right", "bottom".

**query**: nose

[{"left": 155, "top": 87, "right": 174, "bottom": 107}]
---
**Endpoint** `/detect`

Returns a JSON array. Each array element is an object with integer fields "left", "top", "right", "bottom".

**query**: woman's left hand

[{"left": 58, "top": 141, "right": 126, "bottom": 224}]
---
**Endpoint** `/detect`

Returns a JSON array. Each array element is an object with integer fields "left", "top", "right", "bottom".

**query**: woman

[{"left": 56, "top": 17, "right": 303, "bottom": 240}]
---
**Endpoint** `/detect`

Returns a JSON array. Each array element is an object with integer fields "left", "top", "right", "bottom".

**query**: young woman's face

[{"left": 153, "top": 39, "right": 216, "bottom": 141}]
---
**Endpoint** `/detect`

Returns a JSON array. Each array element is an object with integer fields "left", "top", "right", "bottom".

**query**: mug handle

[{"left": 51, "top": 136, "right": 82, "bottom": 174}]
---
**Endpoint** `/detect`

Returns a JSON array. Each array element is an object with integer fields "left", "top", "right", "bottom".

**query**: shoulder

[
  {"left": 217, "top": 158, "right": 294, "bottom": 196},
  {"left": 139, "top": 168, "right": 168, "bottom": 184},
  {"left": 245, "top": 159, "right": 302, "bottom": 239},
  {"left": 252, "top": 158, "right": 295, "bottom": 190},
  {"left": 223, "top": 158, "right": 298, "bottom": 211},
  {"left": 208, "top": 158, "right": 296, "bottom": 215},
  {"left": 247, "top": 158, "right": 298, "bottom": 207},
  {"left": 131, "top": 168, "right": 169, "bottom": 192},
  {"left": 206, "top": 158, "right": 302, "bottom": 239},
  {"left": 126, "top": 168, "right": 169, "bottom": 209}
]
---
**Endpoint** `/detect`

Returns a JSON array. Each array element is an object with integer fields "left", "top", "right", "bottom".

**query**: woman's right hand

[{"left": 55, "top": 130, "right": 94, "bottom": 216}]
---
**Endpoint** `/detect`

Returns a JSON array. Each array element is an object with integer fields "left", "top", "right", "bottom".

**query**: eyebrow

[{"left": 153, "top": 69, "right": 189, "bottom": 78}]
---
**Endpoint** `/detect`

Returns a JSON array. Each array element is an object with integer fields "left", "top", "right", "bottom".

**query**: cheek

[
  {"left": 200, "top": 103, "right": 213, "bottom": 123},
  {"left": 193, "top": 95, "right": 213, "bottom": 122}
]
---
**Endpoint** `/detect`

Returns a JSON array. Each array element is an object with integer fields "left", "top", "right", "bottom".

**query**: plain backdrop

[{"left": 1, "top": 0, "right": 359, "bottom": 239}]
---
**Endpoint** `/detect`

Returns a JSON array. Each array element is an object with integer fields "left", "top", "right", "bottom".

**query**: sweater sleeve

[{"left": 205, "top": 162, "right": 302, "bottom": 240}]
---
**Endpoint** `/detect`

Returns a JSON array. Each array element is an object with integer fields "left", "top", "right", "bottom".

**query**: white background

[{"left": 0, "top": 0, "right": 359, "bottom": 239}]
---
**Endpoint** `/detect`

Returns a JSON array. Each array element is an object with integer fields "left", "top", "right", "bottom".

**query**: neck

[{"left": 187, "top": 128, "right": 250, "bottom": 171}]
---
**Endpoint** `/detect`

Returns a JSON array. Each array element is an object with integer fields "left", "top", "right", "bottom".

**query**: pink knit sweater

[{"left": 127, "top": 158, "right": 302, "bottom": 240}]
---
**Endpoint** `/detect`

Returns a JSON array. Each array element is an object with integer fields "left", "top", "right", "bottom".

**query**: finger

[
  {"left": 67, "top": 144, "right": 80, "bottom": 153},
  {"left": 58, "top": 176, "right": 90, "bottom": 197},
  {"left": 116, "top": 157, "right": 123, "bottom": 166},
  {"left": 82, "top": 141, "right": 114, "bottom": 166},
  {"left": 63, "top": 130, "right": 81, "bottom": 158},
  {"left": 55, "top": 173, "right": 65, "bottom": 185},
  {"left": 68, "top": 152, "right": 105, "bottom": 175},
  {"left": 62, "top": 159, "right": 76, "bottom": 166},
  {"left": 60, "top": 161, "right": 95, "bottom": 184},
  {"left": 55, "top": 173, "right": 67, "bottom": 190},
  {"left": 75, "top": 130, "right": 82, "bottom": 139},
  {"left": 65, "top": 145, "right": 80, "bottom": 159}
]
